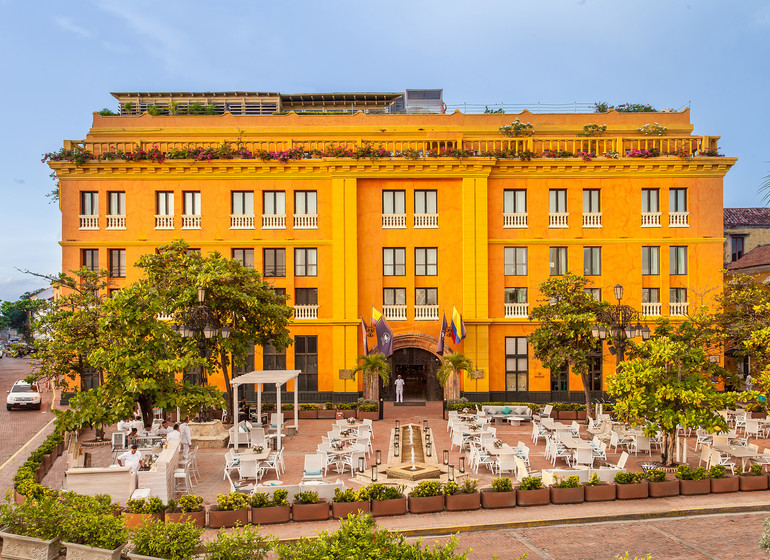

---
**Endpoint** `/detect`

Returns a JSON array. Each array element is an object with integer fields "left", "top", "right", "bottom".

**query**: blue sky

[{"left": 1, "top": 0, "right": 769, "bottom": 301}]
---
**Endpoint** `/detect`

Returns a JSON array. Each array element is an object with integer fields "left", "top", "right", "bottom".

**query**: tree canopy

[
  {"left": 436, "top": 352, "right": 473, "bottom": 400},
  {"left": 352, "top": 353, "right": 390, "bottom": 401},
  {"left": 1, "top": 289, "right": 47, "bottom": 341}
]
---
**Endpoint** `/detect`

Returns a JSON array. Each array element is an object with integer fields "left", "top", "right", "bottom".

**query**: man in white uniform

[
  {"left": 117, "top": 444, "right": 143, "bottom": 473},
  {"left": 166, "top": 424, "right": 181, "bottom": 445},
  {"left": 395, "top": 375, "right": 405, "bottom": 403},
  {"left": 179, "top": 417, "right": 192, "bottom": 457},
  {"left": 156, "top": 420, "right": 171, "bottom": 437}
]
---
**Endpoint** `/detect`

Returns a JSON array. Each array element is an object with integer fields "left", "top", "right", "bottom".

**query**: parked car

[{"left": 6, "top": 380, "right": 42, "bottom": 410}]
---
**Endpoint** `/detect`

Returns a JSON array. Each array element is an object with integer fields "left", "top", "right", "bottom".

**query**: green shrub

[
  {"left": 130, "top": 519, "right": 202, "bottom": 560},
  {"left": 358, "top": 404, "right": 378, "bottom": 412},
  {"left": 0, "top": 493, "right": 67, "bottom": 540},
  {"left": 553, "top": 475, "right": 581, "bottom": 489},
  {"left": 363, "top": 483, "right": 404, "bottom": 501},
  {"left": 299, "top": 403, "right": 319, "bottom": 411},
  {"left": 294, "top": 490, "right": 320, "bottom": 504},
  {"left": 61, "top": 508, "right": 127, "bottom": 549},
  {"left": 333, "top": 488, "right": 367, "bottom": 503},
  {"left": 442, "top": 481, "right": 459, "bottom": 496},
  {"left": 324, "top": 402, "right": 334, "bottom": 410},
  {"left": 126, "top": 497, "right": 165, "bottom": 514},
  {"left": 645, "top": 469, "right": 667, "bottom": 483},
  {"left": 587, "top": 473, "right": 602, "bottom": 486},
  {"left": 281, "top": 403, "right": 294, "bottom": 411},
  {"left": 177, "top": 494, "right": 203, "bottom": 513},
  {"left": 491, "top": 477, "right": 513, "bottom": 492},
  {"left": 445, "top": 401, "right": 541, "bottom": 413},
  {"left": 215, "top": 492, "right": 250, "bottom": 511},
  {"left": 614, "top": 472, "right": 645, "bottom": 484},
  {"left": 519, "top": 476, "right": 543, "bottom": 491},
  {"left": 709, "top": 465, "right": 727, "bottom": 479},
  {"left": 458, "top": 478, "right": 478, "bottom": 494},
  {"left": 675, "top": 465, "right": 708, "bottom": 481},
  {"left": 411, "top": 481, "right": 443, "bottom": 498},
  {"left": 205, "top": 524, "right": 274, "bottom": 560}
]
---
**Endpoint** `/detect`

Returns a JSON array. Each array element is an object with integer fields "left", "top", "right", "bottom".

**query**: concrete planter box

[
  {"left": 710, "top": 476, "right": 739, "bottom": 494},
  {"left": 480, "top": 489, "right": 516, "bottom": 509},
  {"left": 583, "top": 483, "right": 615, "bottom": 502},
  {"left": 207, "top": 507, "right": 248, "bottom": 529},
  {"left": 558, "top": 411, "right": 577, "bottom": 421},
  {"left": 250, "top": 505, "right": 290, "bottom": 525},
  {"left": 340, "top": 410, "right": 356, "bottom": 419},
  {"left": 516, "top": 487, "right": 550, "bottom": 506},
  {"left": 648, "top": 480, "right": 680, "bottom": 498},
  {"left": 318, "top": 409, "right": 337, "bottom": 419},
  {"left": 549, "top": 485, "right": 584, "bottom": 504},
  {"left": 371, "top": 496, "right": 406, "bottom": 517},
  {"left": 291, "top": 499, "right": 330, "bottom": 522},
  {"left": 357, "top": 410, "right": 379, "bottom": 421},
  {"left": 331, "top": 500, "right": 370, "bottom": 519},
  {"left": 576, "top": 411, "right": 587, "bottom": 420},
  {"left": 128, "top": 552, "right": 166, "bottom": 560},
  {"left": 408, "top": 494, "right": 444, "bottom": 514},
  {"left": 445, "top": 492, "right": 481, "bottom": 511},
  {"left": 163, "top": 509, "right": 206, "bottom": 527},
  {"left": 615, "top": 481, "right": 649, "bottom": 500},
  {"left": 122, "top": 512, "right": 163, "bottom": 530},
  {"left": 0, "top": 532, "right": 60, "bottom": 560},
  {"left": 678, "top": 478, "right": 710, "bottom": 496},
  {"left": 739, "top": 474, "right": 769, "bottom": 491},
  {"left": 63, "top": 541, "right": 125, "bottom": 560},
  {"left": 298, "top": 410, "right": 318, "bottom": 419}
]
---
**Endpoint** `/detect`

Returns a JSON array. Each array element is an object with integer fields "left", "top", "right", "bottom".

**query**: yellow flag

[{"left": 371, "top": 306, "right": 383, "bottom": 323}]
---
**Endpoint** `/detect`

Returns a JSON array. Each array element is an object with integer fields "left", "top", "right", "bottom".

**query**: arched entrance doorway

[{"left": 376, "top": 333, "right": 452, "bottom": 402}]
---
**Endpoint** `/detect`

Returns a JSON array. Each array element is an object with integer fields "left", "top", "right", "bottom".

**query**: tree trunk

[
  {"left": 138, "top": 394, "right": 154, "bottom": 428},
  {"left": 363, "top": 374, "right": 379, "bottom": 402},
  {"left": 220, "top": 352, "right": 234, "bottom": 422},
  {"left": 580, "top": 371, "right": 592, "bottom": 424},
  {"left": 660, "top": 432, "right": 676, "bottom": 466}
]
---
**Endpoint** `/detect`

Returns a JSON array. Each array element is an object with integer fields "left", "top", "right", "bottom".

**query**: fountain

[{"left": 384, "top": 423, "right": 441, "bottom": 481}]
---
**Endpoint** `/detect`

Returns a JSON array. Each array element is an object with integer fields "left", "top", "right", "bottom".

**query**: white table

[{"left": 239, "top": 448, "right": 271, "bottom": 479}]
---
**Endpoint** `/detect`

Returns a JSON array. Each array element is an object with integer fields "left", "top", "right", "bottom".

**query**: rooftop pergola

[{"left": 230, "top": 370, "right": 301, "bottom": 450}]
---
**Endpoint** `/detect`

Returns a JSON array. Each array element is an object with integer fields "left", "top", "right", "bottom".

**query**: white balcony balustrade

[
  {"left": 669, "top": 302, "right": 690, "bottom": 316},
  {"left": 382, "top": 214, "right": 406, "bottom": 228},
  {"left": 230, "top": 214, "right": 255, "bottom": 229},
  {"left": 641, "top": 302, "right": 662, "bottom": 317},
  {"left": 293, "top": 214, "right": 318, "bottom": 229},
  {"left": 414, "top": 214, "right": 439, "bottom": 228},
  {"left": 155, "top": 215, "right": 174, "bottom": 230},
  {"left": 504, "top": 302, "right": 529, "bottom": 318},
  {"left": 548, "top": 212, "right": 569, "bottom": 228},
  {"left": 414, "top": 304, "right": 439, "bottom": 321},
  {"left": 181, "top": 215, "right": 202, "bottom": 229},
  {"left": 383, "top": 305, "right": 407, "bottom": 321},
  {"left": 582, "top": 212, "right": 602, "bottom": 228},
  {"left": 105, "top": 215, "right": 126, "bottom": 230},
  {"left": 641, "top": 212, "right": 661, "bottom": 227},
  {"left": 294, "top": 305, "right": 319, "bottom": 320},
  {"left": 669, "top": 212, "right": 690, "bottom": 227},
  {"left": 503, "top": 213, "right": 528, "bottom": 228},
  {"left": 262, "top": 214, "right": 286, "bottom": 229},
  {"left": 79, "top": 215, "right": 99, "bottom": 230}
]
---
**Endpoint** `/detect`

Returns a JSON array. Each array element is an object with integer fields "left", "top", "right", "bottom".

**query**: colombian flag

[
  {"left": 450, "top": 306, "right": 466, "bottom": 344},
  {"left": 371, "top": 306, "right": 383, "bottom": 324}
]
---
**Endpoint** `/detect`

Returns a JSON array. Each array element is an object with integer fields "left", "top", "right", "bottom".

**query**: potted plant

[
  {"left": 583, "top": 473, "right": 615, "bottom": 502},
  {"left": 408, "top": 481, "right": 444, "bottom": 513},
  {"left": 740, "top": 463, "right": 769, "bottom": 491},
  {"left": 444, "top": 478, "right": 481, "bottom": 511},
  {"left": 292, "top": 490, "right": 329, "bottom": 522},
  {"left": 357, "top": 403, "right": 379, "bottom": 421},
  {"left": 208, "top": 492, "right": 249, "bottom": 529},
  {"left": 646, "top": 469, "right": 679, "bottom": 498},
  {"left": 298, "top": 403, "right": 319, "bottom": 419},
  {"left": 250, "top": 489, "right": 290, "bottom": 525},
  {"left": 204, "top": 524, "right": 274, "bottom": 560},
  {"left": 318, "top": 402, "right": 336, "bottom": 419},
  {"left": 367, "top": 483, "right": 407, "bottom": 517},
  {"left": 516, "top": 476, "right": 550, "bottom": 506},
  {"left": 337, "top": 402, "right": 357, "bottom": 419},
  {"left": 709, "top": 464, "right": 739, "bottom": 493},
  {"left": 614, "top": 472, "right": 649, "bottom": 500},
  {"left": 676, "top": 465, "right": 710, "bottom": 496},
  {"left": 61, "top": 506, "right": 128, "bottom": 560},
  {"left": 164, "top": 495, "right": 205, "bottom": 528},
  {"left": 0, "top": 494, "right": 65, "bottom": 560},
  {"left": 123, "top": 497, "right": 165, "bottom": 529},
  {"left": 331, "top": 488, "right": 370, "bottom": 519},
  {"left": 549, "top": 475, "right": 584, "bottom": 504},
  {"left": 128, "top": 518, "right": 202, "bottom": 560},
  {"left": 481, "top": 477, "right": 517, "bottom": 509}
]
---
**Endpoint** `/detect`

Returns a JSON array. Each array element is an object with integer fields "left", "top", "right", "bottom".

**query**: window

[
  {"left": 504, "top": 247, "right": 527, "bottom": 276},
  {"left": 294, "top": 335, "right": 318, "bottom": 392},
  {"left": 549, "top": 189, "right": 567, "bottom": 213},
  {"left": 583, "top": 247, "right": 601, "bottom": 276},
  {"left": 588, "top": 354, "right": 602, "bottom": 392},
  {"left": 414, "top": 190, "right": 437, "bottom": 214},
  {"left": 584, "top": 288, "right": 601, "bottom": 301},
  {"left": 109, "top": 249, "right": 126, "bottom": 278},
  {"left": 263, "top": 248, "right": 286, "bottom": 277},
  {"left": 550, "top": 364, "right": 569, "bottom": 391},
  {"left": 156, "top": 192, "right": 173, "bottom": 215},
  {"left": 263, "top": 191, "right": 286, "bottom": 215},
  {"left": 415, "top": 287, "right": 438, "bottom": 305},
  {"left": 294, "top": 191, "right": 317, "bottom": 215},
  {"left": 670, "top": 246, "right": 688, "bottom": 275},
  {"left": 504, "top": 287, "right": 527, "bottom": 303},
  {"left": 108, "top": 192, "right": 125, "bottom": 215},
  {"left": 383, "top": 248, "right": 406, "bottom": 276},
  {"left": 183, "top": 191, "right": 201, "bottom": 215},
  {"left": 731, "top": 236, "right": 745, "bottom": 262},
  {"left": 232, "top": 191, "right": 254, "bottom": 215},
  {"left": 505, "top": 337, "right": 528, "bottom": 392},
  {"left": 670, "top": 288, "right": 687, "bottom": 303},
  {"left": 295, "top": 288, "right": 318, "bottom": 305},
  {"left": 382, "top": 190, "right": 405, "bottom": 214},
  {"left": 503, "top": 190, "right": 526, "bottom": 213},
  {"left": 641, "top": 189, "right": 659, "bottom": 212},
  {"left": 642, "top": 246, "right": 660, "bottom": 275},
  {"left": 549, "top": 247, "right": 568, "bottom": 276},
  {"left": 583, "top": 190, "right": 601, "bottom": 213},
  {"left": 232, "top": 248, "right": 254, "bottom": 269},
  {"left": 643, "top": 288, "right": 660, "bottom": 303},
  {"left": 262, "top": 343, "right": 286, "bottom": 371},
  {"left": 384, "top": 288, "right": 407, "bottom": 306},
  {"left": 415, "top": 248, "right": 438, "bottom": 276},
  {"left": 669, "top": 188, "right": 687, "bottom": 212},
  {"left": 81, "top": 192, "right": 98, "bottom": 215},
  {"left": 82, "top": 249, "right": 98, "bottom": 272},
  {"left": 295, "top": 248, "right": 317, "bottom": 276}
]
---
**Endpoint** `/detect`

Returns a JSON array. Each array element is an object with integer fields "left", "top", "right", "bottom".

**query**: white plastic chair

[
  {"left": 302, "top": 453, "right": 325, "bottom": 481},
  {"left": 573, "top": 446, "right": 595, "bottom": 468},
  {"left": 606, "top": 451, "right": 629, "bottom": 470}
]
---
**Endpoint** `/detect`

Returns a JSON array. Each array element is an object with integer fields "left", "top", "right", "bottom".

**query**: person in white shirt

[
  {"left": 166, "top": 424, "right": 181, "bottom": 445},
  {"left": 139, "top": 425, "right": 155, "bottom": 437},
  {"left": 179, "top": 417, "right": 192, "bottom": 457},
  {"left": 117, "top": 445, "right": 143, "bottom": 473},
  {"left": 395, "top": 375, "right": 405, "bottom": 403},
  {"left": 116, "top": 419, "right": 131, "bottom": 432},
  {"left": 156, "top": 420, "right": 171, "bottom": 436}
]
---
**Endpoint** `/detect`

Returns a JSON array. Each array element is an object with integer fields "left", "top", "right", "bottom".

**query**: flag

[
  {"left": 371, "top": 306, "right": 383, "bottom": 324},
  {"left": 436, "top": 312, "right": 447, "bottom": 355},
  {"left": 360, "top": 315, "right": 369, "bottom": 356},
  {"left": 451, "top": 306, "right": 466, "bottom": 345},
  {"left": 375, "top": 316, "right": 394, "bottom": 357}
]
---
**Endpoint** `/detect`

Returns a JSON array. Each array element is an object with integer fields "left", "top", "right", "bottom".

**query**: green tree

[
  {"left": 528, "top": 273, "right": 605, "bottom": 413},
  {"left": 352, "top": 353, "right": 390, "bottom": 401},
  {"left": 436, "top": 352, "right": 473, "bottom": 400},
  {"left": 0, "top": 289, "right": 46, "bottom": 342},
  {"left": 608, "top": 335, "right": 753, "bottom": 465},
  {"left": 54, "top": 385, "right": 133, "bottom": 440}
]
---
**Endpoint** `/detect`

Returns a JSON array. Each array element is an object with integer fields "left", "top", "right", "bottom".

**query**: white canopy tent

[{"left": 230, "top": 370, "right": 301, "bottom": 450}]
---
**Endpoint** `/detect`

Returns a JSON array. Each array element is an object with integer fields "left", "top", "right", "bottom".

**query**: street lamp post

[{"left": 591, "top": 284, "right": 651, "bottom": 366}]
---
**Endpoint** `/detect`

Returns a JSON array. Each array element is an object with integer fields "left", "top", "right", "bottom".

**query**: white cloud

[{"left": 53, "top": 15, "right": 93, "bottom": 39}]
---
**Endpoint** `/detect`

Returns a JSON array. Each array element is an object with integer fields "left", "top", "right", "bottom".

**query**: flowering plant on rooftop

[
  {"left": 626, "top": 148, "right": 660, "bottom": 158},
  {"left": 499, "top": 118, "right": 534, "bottom": 137},
  {"left": 577, "top": 123, "right": 607, "bottom": 137},
  {"left": 637, "top": 122, "right": 667, "bottom": 136},
  {"left": 576, "top": 151, "right": 595, "bottom": 162}
]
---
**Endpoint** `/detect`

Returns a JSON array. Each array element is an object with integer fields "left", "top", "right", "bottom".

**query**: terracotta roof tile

[
  {"left": 726, "top": 244, "right": 770, "bottom": 270},
  {"left": 724, "top": 208, "right": 770, "bottom": 227}
]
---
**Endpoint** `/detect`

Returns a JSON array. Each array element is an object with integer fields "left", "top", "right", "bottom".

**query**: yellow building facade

[{"left": 49, "top": 93, "right": 734, "bottom": 403}]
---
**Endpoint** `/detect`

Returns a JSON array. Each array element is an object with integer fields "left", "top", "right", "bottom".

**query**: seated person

[
  {"left": 117, "top": 444, "right": 143, "bottom": 473},
  {"left": 127, "top": 427, "right": 138, "bottom": 446},
  {"left": 139, "top": 424, "right": 155, "bottom": 437},
  {"left": 155, "top": 420, "right": 171, "bottom": 436}
]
